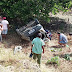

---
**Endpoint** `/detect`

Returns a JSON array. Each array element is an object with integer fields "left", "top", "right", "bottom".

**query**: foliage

[
  {"left": 51, "top": 48, "right": 62, "bottom": 52},
  {"left": 0, "top": 0, "right": 72, "bottom": 26},
  {"left": 46, "top": 56, "right": 59, "bottom": 65}
]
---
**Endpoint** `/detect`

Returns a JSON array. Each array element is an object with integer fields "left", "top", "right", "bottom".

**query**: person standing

[
  {"left": 57, "top": 32, "right": 68, "bottom": 47},
  {"left": 1, "top": 17, "right": 9, "bottom": 38},
  {"left": 31, "top": 33, "right": 45, "bottom": 67}
]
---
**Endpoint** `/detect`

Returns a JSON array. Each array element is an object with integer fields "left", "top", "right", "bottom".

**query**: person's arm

[
  {"left": 42, "top": 46, "right": 44, "bottom": 53},
  {"left": 1, "top": 25, "right": 3, "bottom": 31},
  {"left": 31, "top": 39, "right": 34, "bottom": 53},
  {"left": 41, "top": 39, "right": 45, "bottom": 53},
  {"left": 59, "top": 40, "right": 62, "bottom": 41},
  {"left": 7, "top": 20, "right": 9, "bottom": 29},
  {"left": 7, "top": 24, "right": 9, "bottom": 29},
  {"left": 58, "top": 36, "right": 60, "bottom": 42},
  {"left": 59, "top": 35, "right": 62, "bottom": 42},
  {"left": 58, "top": 34, "right": 62, "bottom": 44},
  {"left": 31, "top": 45, "right": 33, "bottom": 53}
]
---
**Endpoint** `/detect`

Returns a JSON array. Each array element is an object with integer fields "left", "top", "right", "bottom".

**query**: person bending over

[{"left": 57, "top": 32, "right": 68, "bottom": 47}]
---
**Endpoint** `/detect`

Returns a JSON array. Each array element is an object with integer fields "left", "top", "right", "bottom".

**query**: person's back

[
  {"left": 31, "top": 33, "right": 45, "bottom": 67},
  {"left": 2, "top": 20, "right": 9, "bottom": 30},
  {"left": 32, "top": 37, "right": 45, "bottom": 54},
  {"left": 1, "top": 17, "right": 9, "bottom": 38},
  {"left": 60, "top": 33, "right": 68, "bottom": 43}
]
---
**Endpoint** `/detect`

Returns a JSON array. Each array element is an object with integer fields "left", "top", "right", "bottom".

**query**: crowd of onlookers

[{"left": 0, "top": 16, "right": 9, "bottom": 42}]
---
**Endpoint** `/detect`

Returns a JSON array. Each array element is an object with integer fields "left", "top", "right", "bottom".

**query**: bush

[
  {"left": 51, "top": 48, "right": 62, "bottom": 52},
  {"left": 0, "top": 0, "right": 72, "bottom": 26},
  {"left": 46, "top": 56, "right": 59, "bottom": 65}
]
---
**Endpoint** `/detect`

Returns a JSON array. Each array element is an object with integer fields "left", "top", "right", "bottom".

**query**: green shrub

[
  {"left": 0, "top": 0, "right": 72, "bottom": 25},
  {"left": 46, "top": 56, "right": 59, "bottom": 65},
  {"left": 51, "top": 48, "right": 62, "bottom": 52}
]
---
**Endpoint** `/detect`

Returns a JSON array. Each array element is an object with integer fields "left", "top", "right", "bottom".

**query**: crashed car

[{"left": 16, "top": 20, "right": 49, "bottom": 41}]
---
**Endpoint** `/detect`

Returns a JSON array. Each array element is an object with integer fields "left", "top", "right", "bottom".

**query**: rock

[
  {"left": 0, "top": 65, "right": 5, "bottom": 72},
  {"left": 22, "top": 60, "right": 41, "bottom": 72},
  {"left": 23, "top": 60, "right": 31, "bottom": 69},
  {"left": 6, "top": 66, "right": 14, "bottom": 72}
]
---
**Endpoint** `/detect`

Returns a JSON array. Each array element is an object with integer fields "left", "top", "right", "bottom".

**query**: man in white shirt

[{"left": 1, "top": 17, "right": 9, "bottom": 38}]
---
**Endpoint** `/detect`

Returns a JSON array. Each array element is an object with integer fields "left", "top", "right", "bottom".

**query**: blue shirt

[
  {"left": 60, "top": 33, "right": 68, "bottom": 43},
  {"left": 32, "top": 37, "right": 45, "bottom": 54}
]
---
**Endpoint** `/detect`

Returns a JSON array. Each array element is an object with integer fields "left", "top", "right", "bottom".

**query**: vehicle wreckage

[{"left": 16, "top": 19, "right": 49, "bottom": 41}]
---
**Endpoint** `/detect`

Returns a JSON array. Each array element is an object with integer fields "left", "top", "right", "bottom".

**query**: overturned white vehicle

[{"left": 16, "top": 20, "right": 48, "bottom": 41}]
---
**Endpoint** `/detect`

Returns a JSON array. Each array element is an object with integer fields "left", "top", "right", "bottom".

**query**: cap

[{"left": 3, "top": 17, "right": 6, "bottom": 19}]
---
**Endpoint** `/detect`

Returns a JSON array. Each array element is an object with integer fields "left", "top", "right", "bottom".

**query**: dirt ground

[{"left": 0, "top": 32, "right": 72, "bottom": 72}]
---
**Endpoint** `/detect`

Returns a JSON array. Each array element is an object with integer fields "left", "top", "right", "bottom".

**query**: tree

[{"left": 0, "top": 0, "right": 72, "bottom": 25}]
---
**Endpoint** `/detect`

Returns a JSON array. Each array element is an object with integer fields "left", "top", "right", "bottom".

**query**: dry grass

[{"left": 0, "top": 32, "right": 72, "bottom": 72}]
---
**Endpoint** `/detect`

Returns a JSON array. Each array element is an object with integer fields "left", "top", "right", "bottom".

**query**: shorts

[
  {"left": 2, "top": 29, "right": 8, "bottom": 34},
  {"left": 59, "top": 41, "right": 67, "bottom": 44},
  {"left": 33, "top": 53, "right": 41, "bottom": 64}
]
